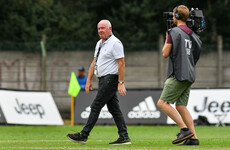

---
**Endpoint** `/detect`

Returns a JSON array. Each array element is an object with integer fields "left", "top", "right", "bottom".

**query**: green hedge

[{"left": 0, "top": 0, "right": 230, "bottom": 52}]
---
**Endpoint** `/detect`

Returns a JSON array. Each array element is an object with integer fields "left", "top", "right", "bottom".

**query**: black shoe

[
  {"left": 109, "top": 137, "right": 131, "bottom": 145},
  {"left": 66, "top": 132, "right": 88, "bottom": 144},
  {"left": 178, "top": 139, "right": 199, "bottom": 145},
  {"left": 172, "top": 128, "right": 194, "bottom": 144}
]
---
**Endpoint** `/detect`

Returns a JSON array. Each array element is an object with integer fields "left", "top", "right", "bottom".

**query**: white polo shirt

[{"left": 94, "top": 35, "right": 124, "bottom": 77}]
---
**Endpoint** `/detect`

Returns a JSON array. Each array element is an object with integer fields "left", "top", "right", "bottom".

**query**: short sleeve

[
  {"left": 167, "top": 34, "right": 172, "bottom": 44},
  {"left": 112, "top": 41, "right": 124, "bottom": 59}
]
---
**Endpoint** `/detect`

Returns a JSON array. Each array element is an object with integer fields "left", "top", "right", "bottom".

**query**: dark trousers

[{"left": 81, "top": 74, "right": 129, "bottom": 139}]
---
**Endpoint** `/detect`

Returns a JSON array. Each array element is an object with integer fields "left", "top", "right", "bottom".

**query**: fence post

[
  {"left": 217, "top": 35, "right": 223, "bottom": 87},
  {"left": 40, "top": 34, "right": 47, "bottom": 91},
  {"left": 158, "top": 34, "right": 164, "bottom": 87}
]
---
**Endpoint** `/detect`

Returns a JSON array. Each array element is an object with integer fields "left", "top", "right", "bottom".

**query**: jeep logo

[
  {"left": 194, "top": 97, "right": 230, "bottom": 113},
  {"left": 14, "top": 98, "right": 45, "bottom": 118}
]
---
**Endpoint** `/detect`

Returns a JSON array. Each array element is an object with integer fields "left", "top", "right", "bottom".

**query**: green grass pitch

[{"left": 0, "top": 125, "right": 229, "bottom": 150}]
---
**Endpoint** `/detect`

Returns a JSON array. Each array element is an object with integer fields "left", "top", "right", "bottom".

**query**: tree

[{"left": 0, "top": 0, "right": 230, "bottom": 51}]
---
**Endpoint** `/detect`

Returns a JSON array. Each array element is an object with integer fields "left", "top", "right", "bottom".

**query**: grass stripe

[
  {"left": 0, "top": 147, "right": 113, "bottom": 150},
  {"left": 0, "top": 125, "right": 229, "bottom": 150}
]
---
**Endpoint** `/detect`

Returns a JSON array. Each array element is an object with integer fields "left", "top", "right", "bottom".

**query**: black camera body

[{"left": 163, "top": 8, "right": 205, "bottom": 34}]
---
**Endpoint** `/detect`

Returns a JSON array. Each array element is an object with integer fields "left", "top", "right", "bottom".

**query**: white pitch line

[
  {"left": 0, "top": 140, "right": 68, "bottom": 143},
  {"left": 0, "top": 139, "right": 151, "bottom": 143},
  {"left": 0, "top": 139, "right": 107, "bottom": 143},
  {"left": 0, "top": 147, "right": 117, "bottom": 150}
]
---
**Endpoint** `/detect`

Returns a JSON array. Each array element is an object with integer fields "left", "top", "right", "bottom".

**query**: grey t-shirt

[{"left": 94, "top": 35, "right": 124, "bottom": 77}]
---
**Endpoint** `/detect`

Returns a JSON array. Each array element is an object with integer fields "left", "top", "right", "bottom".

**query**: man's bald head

[
  {"left": 98, "top": 20, "right": 112, "bottom": 29},
  {"left": 97, "top": 20, "right": 112, "bottom": 42}
]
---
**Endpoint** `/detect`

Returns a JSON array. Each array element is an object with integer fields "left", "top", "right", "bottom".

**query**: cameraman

[{"left": 157, "top": 5, "right": 201, "bottom": 145}]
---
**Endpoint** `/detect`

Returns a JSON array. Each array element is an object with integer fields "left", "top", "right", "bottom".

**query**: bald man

[{"left": 67, "top": 20, "right": 131, "bottom": 145}]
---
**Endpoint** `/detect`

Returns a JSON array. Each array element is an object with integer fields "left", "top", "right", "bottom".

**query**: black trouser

[{"left": 81, "top": 74, "right": 129, "bottom": 139}]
